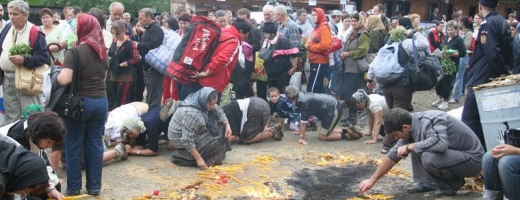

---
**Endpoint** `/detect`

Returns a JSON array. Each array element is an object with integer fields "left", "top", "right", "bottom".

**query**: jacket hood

[{"left": 312, "top": 8, "right": 326, "bottom": 25}]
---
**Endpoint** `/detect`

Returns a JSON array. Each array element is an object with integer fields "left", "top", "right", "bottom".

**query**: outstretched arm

[{"left": 358, "top": 157, "right": 396, "bottom": 194}]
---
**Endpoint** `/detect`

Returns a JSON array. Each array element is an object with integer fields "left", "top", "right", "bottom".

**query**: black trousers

[{"left": 462, "top": 88, "right": 486, "bottom": 151}]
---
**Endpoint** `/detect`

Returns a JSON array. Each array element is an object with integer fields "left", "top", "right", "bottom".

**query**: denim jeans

[
  {"left": 64, "top": 97, "right": 108, "bottom": 194},
  {"left": 452, "top": 56, "right": 468, "bottom": 100},
  {"left": 483, "top": 151, "right": 520, "bottom": 199}
]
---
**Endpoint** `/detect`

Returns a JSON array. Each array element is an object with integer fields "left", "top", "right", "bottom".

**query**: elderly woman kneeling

[{"left": 168, "top": 87, "right": 231, "bottom": 170}]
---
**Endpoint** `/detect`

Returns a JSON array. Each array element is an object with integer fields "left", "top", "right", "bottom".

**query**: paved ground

[{"left": 56, "top": 90, "right": 482, "bottom": 200}]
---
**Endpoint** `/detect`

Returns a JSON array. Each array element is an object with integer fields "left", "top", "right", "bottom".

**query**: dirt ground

[{"left": 56, "top": 90, "right": 480, "bottom": 200}]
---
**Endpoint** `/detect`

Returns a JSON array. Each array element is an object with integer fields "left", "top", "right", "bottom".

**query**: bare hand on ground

[
  {"left": 364, "top": 139, "right": 377, "bottom": 144},
  {"left": 298, "top": 138, "right": 308, "bottom": 145},
  {"left": 358, "top": 179, "right": 375, "bottom": 195},
  {"left": 196, "top": 159, "right": 208, "bottom": 170}
]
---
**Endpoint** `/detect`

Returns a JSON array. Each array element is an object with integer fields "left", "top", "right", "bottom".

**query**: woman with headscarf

[
  {"left": 339, "top": 13, "right": 369, "bottom": 127},
  {"left": 306, "top": 8, "right": 332, "bottom": 94},
  {"left": 56, "top": 14, "right": 109, "bottom": 197},
  {"left": 365, "top": 15, "right": 387, "bottom": 58},
  {"left": 0, "top": 136, "right": 50, "bottom": 200},
  {"left": 168, "top": 87, "right": 231, "bottom": 170},
  {"left": 350, "top": 89, "right": 389, "bottom": 145}
]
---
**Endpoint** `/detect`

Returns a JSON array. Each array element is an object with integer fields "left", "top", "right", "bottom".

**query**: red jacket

[{"left": 198, "top": 26, "right": 240, "bottom": 93}]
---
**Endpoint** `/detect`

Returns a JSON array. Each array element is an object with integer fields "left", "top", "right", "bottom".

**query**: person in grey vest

[{"left": 358, "top": 108, "right": 484, "bottom": 197}]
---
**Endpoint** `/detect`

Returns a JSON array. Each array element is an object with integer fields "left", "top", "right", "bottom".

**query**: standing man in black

[
  {"left": 137, "top": 8, "right": 164, "bottom": 109},
  {"left": 463, "top": 0, "right": 512, "bottom": 151},
  {"left": 236, "top": 8, "right": 262, "bottom": 99}
]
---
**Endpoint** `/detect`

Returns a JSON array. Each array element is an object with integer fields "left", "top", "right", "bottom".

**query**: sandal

[
  {"left": 348, "top": 125, "right": 363, "bottom": 138},
  {"left": 271, "top": 124, "right": 284, "bottom": 141}
]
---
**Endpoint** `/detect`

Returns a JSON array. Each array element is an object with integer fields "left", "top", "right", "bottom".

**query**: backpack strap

[
  {"left": 29, "top": 25, "right": 40, "bottom": 54},
  {"left": 0, "top": 23, "right": 12, "bottom": 55}
]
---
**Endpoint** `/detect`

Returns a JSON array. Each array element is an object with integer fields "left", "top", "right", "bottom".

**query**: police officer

[{"left": 462, "top": 0, "right": 512, "bottom": 151}]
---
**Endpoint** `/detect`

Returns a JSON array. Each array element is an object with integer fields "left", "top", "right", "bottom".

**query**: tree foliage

[{"left": 1, "top": 0, "right": 170, "bottom": 16}]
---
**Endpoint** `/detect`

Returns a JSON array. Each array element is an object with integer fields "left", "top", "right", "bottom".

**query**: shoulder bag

[{"left": 54, "top": 48, "right": 84, "bottom": 120}]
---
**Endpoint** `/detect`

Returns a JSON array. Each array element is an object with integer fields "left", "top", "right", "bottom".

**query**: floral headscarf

[{"left": 76, "top": 14, "right": 107, "bottom": 60}]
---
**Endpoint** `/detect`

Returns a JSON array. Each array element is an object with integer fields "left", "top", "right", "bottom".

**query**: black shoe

[
  {"left": 66, "top": 190, "right": 81, "bottom": 196},
  {"left": 88, "top": 191, "right": 100, "bottom": 196},
  {"left": 435, "top": 189, "right": 456, "bottom": 197},
  {"left": 406, "top": 182, "right": 438, "bottom": 193}
]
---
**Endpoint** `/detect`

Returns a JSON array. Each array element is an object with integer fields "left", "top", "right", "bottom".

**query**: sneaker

[
  {"left": 431, "top": 98, "right": 443, "bottom": 107},
  {"left": 289, "top": 122, "right": 300, "bottom": 131},
  {"left": 114, "top": 143, "right": 128, "bottom": 160},
  {"left": 438, "top": 101, "right": 449, "bottom": 110},
  {"left": 448, "top": 98, "right": 459, "bottom": 104},
  {"left": 381, "top": 146, "right": 391, "bottom": 154},
  {"left": 160, "top": 99, "right": 174, "bottom": 122}
]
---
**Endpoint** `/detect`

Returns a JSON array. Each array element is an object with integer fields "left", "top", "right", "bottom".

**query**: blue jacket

[
  {"left": 467, "top": 10, "right": 512, "bottom": 87},
  {"left": 269, "top": 95, "right": 298, "bottom": 118}
]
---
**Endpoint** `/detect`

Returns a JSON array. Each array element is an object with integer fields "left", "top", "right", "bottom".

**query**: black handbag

[
  {"left": 54, "top": 48, "right": 84, "bottom": 120},
  {"left": 503, "top": 122, "right": 520, "bottom": 147}
]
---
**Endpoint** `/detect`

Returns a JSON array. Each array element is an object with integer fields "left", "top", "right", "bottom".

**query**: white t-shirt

[
  {"left": 236, "top": 98, "right": 251, "bottom": 133},
  {"left": 368, "top": 94, "right": 388, "bottom": 116}
]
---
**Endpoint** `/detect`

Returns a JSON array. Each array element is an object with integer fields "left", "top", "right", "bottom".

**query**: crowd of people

[{"left": 0, "top": 0, "right": 519, "bottom": 199}]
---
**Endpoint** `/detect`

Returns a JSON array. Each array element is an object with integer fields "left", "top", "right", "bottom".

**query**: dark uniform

[{"left": 462, "top": 10, "right": 512, "bottom": 150}]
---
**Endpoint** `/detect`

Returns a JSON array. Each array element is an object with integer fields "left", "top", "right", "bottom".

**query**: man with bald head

[{"left": 106, "top": 2, "right": 134, "bottom": 39}]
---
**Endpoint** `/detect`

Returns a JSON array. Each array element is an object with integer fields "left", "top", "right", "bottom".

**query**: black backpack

[{"left": 409, "top": 36, "right": 443, "bottom": 91}]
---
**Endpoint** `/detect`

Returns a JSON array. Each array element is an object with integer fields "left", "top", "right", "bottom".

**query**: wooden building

[{"left": 171, "top": 0, "right": 520, "bottom": 21}]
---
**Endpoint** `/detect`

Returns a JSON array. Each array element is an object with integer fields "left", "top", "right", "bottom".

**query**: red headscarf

[{"left": 75, "top": 14, "right": 107, "bottom": 60}]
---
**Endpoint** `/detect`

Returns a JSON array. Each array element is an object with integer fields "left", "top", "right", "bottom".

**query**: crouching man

[{"left": 358, "top": 108, "right": 484, "bottom": 197}]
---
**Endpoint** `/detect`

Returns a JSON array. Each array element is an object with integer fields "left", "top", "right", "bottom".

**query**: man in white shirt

[
  {"left": 106, "top": 2, "right": 124, "bottom": 31},
  {"left": 296, "top": 9, "right": 312, "bottom": 37}
]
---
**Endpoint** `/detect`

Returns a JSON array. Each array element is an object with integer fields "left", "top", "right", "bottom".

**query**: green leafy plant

[
  {"left": 440, "top": 44, "right": 456, "bottom": 76},
  {"left": 9, "top": 43, "right": 31, "bottom": 57},
  {"left": 389, "top": 26, "right": 406, "bottom": 42}
]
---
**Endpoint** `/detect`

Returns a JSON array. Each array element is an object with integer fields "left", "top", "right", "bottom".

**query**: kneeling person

[
  {"left": 224, "top": 97, "right": 283, "bottom": 144},
  {"left": 285, "top": 86, "right": 362, "bottom": 145},
  {"left": 358, "top": 108, "right": 484, "bottom": 197}
]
